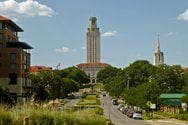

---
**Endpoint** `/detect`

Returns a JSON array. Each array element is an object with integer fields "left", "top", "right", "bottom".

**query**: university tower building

[{"left": 77, "top": 17, "right": 110, "bottom": 83}]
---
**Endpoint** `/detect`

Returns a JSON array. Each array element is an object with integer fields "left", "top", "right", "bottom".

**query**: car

[
  {"left": 101, "top": 92, "right": 106, "bottom": 96},
  {"left": 127, "top": 110, "right": 134, "bottom": 118},
  {"left": 133, "top": 112, "right": 142, "bottom": 119},
  {"left": 111, "top": 99, "right": 118, "bottom": 105},
  {"left": 120, "top": 107, "right": 128, "bottom": 114},
  {"left": 117, "top": 104, "right": 124, "bottom": 110},
  {"left": 67, "top": 94, "right": 75, "bottom": 99}
]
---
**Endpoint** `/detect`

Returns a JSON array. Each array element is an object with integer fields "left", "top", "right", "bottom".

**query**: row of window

[{"left": 0, "top": 22, "right": 17, "bottom": 36}]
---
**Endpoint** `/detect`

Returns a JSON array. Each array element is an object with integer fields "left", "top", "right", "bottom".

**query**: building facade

[
  {"left": 0, "top": 16, "right": 33, "bottom": 103},
  {"left": 87, "top": 17, "right": 100, "bottom": 63},
  {"left": 77, "top": 17, "right": 110, "bottom": 83},
  {"left": 154, "top": 37, "right": 164, "bottom": 66}
]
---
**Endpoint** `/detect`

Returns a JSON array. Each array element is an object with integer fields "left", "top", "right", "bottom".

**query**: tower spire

[
  {"left": 157, "top": 35, "right": 160, "bottom": 52},
  {"left": 154, "top": 35, "right": 164, "bottom": 66}
]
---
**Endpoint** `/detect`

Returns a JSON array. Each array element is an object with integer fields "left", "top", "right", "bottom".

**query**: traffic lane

[
  {"left": 101, "top": 94, "right": 151, "bottom": 125},
  {"left": 64, "top": 92, "right": 82, "bottom": 107}
]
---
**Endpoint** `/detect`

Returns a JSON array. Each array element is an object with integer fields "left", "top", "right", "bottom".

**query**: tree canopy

[
  {"left": 97, "top": 60, "right": 186, "bottom": 109},
  {"left": 30, "top": 66, "right": 87, "bottom": 103}
]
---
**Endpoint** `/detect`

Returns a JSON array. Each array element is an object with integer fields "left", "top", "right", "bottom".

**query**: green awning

[
  {"left": 160, "top": 93, "right": 186, "bottom": 99},
  {"left": 162, "top": 100, "right": 181, "bottom": 106}
]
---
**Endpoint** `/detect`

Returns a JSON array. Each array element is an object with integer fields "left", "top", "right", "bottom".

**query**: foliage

[
  {"left": 97, "top": 59, "right": 186, "bottom": 109},
  {"left": 0, "top": 105, "right": 106, "bottom": 125},
  {"left": 0, "top": 86, "right": 15, "bottom": 105},
  {"left": 59, "top": 66, "right": 90, "bottom": 84},
  {"left": 123, "top": 60, "right": 156, "bottom": 87},
  {"left": 182, "top": 72, "right": 188, "bottom": 103},
  {"left": 78, "top": 93, "right": 101, "bottom": 105},
  {"left": 97, "top": 66, "right": 121, "bottom": 84},
  {"left": 33, "top": 85, "right": 49, "bottom": 103},
  {"left": 152, "top": 65, "right": 184, "bottom": 93},
  {"left": 0, "top": 111, "right": 13, "bottom": 125},
  {"left": 30, "top": 68, "right": 82, "bottom": 102}
]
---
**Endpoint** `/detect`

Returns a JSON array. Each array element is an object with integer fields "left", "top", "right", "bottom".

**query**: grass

[
  {"left": 78, "top": 93, "right": 101, "bottom": 105},
  {"left": 0, "top": 104, "right": 107, "bottom": 125}
]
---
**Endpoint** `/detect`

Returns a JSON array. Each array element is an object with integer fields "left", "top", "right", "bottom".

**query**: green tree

[
  {"left": 62, "top": 78, "right": 79, "bottom": 96},
  {"left": 59, "top": 67, "right": 90, "bottom": 84},
  {"left": 0, "top": 86, "right": 15, "bottom": 105},
  {"left": 153, "top": 65, "right": 184, "bottom": 93},
  {"left": 124, "top": 60, "right": 156, "bottom": 87},
  {"left": 182, "top": 72, "right": 188, "bottom": 103},
  {"left": 97, "top": 66, "right": 121, "bottom": 84}
]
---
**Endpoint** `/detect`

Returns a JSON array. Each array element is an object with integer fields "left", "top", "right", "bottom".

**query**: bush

[
  {"left": 175, "top": 113, "right": 188, "bottom": 121},
  {"left": 30, "top": 111, "right": 54, "bottom": 125},
  {"left": 0, "top": 112, "right": 14, "bottom": 125},
  {"left": 0, "top": 105, "right": 107, "bottom": 125}
]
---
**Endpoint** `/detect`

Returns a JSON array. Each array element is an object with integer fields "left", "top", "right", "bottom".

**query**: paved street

[
  {"left": 64, "top": 92, "right": 82, "bottom": 107},
  {"left": 63, "top": 91, "right": 188, "bottom": 125},
  {"left": 101, "top": 94, "right": 151, "bottom": 125},
  {"left": 101, "top": 93, "right": 188, "bottom": 125}
]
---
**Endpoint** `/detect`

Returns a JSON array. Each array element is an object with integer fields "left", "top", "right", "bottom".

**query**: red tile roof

[
  {"left": 0, "top": 15, "right": 10, "bottom": 20},
  {"left": 77, "top": 63, "right": 110, "bottom": 68},
  {"left": 30, "top": 66, "right": 52, "bottom": 73}
]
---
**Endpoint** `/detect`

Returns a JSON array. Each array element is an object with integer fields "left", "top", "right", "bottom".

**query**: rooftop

[
  {"left": 0, "top": 15, "right": 23, "bottom": 32},
  {"left": 160, "top": 93, "right": 186, "bottom": 99}
]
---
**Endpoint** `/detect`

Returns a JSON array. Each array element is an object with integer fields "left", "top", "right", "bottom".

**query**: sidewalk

[
  {"left": 147, "top": 112, "right": 188, "bottom": 125},
  {"left": 147, "top": 119, "right": 188, "bottom": 125}
]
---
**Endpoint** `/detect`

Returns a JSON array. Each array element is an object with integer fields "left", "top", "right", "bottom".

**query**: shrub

[
  {"left": 30, "top": 111, "right": 54, "bottom": 125},
  {"left": 0, "top": 112, "right": 14, "bottom": 125}
]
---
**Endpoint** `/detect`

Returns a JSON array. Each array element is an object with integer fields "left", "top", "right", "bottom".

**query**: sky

[{"left": 1, "top": 0, "right": 188, "bottom": 69}]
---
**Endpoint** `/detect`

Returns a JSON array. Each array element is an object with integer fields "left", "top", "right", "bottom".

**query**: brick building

[{"left": 0, "top": 16, "right": 33, "bottom": 103}]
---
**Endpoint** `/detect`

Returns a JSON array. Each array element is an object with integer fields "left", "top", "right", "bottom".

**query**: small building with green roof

[{"left": 159, "top": 93, "right": 186, "bottom": 114}]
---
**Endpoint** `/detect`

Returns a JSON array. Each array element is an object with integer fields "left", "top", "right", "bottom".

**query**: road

[
  {"left": 101, "top": 94, "right": 188, "bottom": 125},
  {"left": 101, "top": 94, "right": 151, "bottom": 125},
  {"left": 64, "top": 92, "right": 82, "bottom": 107},
  {"left": 64, "top": 91, "right": 187, "bottom": 125}
]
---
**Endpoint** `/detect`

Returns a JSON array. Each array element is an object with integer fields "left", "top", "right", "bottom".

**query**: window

[
  {"left": 10, "top": 53, "right": 17, "bottom": 62},
  {"left": 0, "top": 22, "right": 2, "bottom": 29},
  {"left": 0, "top": 33, "right": 3, "bottom": 40},
  {"left": 9, "top": 73, "right": 17, "bottom": 84},
  {"left": 0, "top": 43, "right": 2, "bottom": 50},
  {"left": 10, "top": 63, "right": 16, "bottom": 70}
]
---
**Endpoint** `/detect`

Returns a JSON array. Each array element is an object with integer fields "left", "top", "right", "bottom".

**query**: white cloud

[
  {"left": 167, "top": 32, "right": 178, "bottom": 36},
  {"left": 81, "top": 46, "right": 86, "bottom": 50},
  {"left": 55, "top": 47, "right": 71, "bottom": 53},
  {"left": 177, "top": 9, "right": 188, "bottom": 21},
  {"left": 102, "top": 30, "right": 117, "bottom": 37},
  {"left": 0, "top": 0, "right": 55, "bottom": 19}
]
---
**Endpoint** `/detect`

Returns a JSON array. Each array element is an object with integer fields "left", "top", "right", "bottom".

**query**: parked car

[
  {"left": 120, "top": 107, "right": 128, "bottom": 114},
  {"left": 101, "top": 92, "right": 106, "bottom": 96},
  {"left": 127, "top": 110, "right": 134, "bottom": 118},
  {"left": 67, "top": 94, "right": 75, "bottom": 99},
  {"left": 117, "top": 104, "right": 124, "bottom": 110},
  {"left": 133, "top": 112, "right": 142, "bottom": 119},
  {"left": 111, "top": 99, "right": 118, "bottom": 105}
]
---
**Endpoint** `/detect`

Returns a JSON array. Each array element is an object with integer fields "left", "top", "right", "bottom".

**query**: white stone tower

[
  {"left": 87, "top": 17, "right": 100, "bottom": 63},
  {"left": 77, "top": 17, "right": 110, "bottom": 83},
  {"left": 154, "top": 37, "right": 164, "bottom": 66}
]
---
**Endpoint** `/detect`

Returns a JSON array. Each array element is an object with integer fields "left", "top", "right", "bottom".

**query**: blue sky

[{"left": 1, "top": 0, "right": 188, "bottom": 69}]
